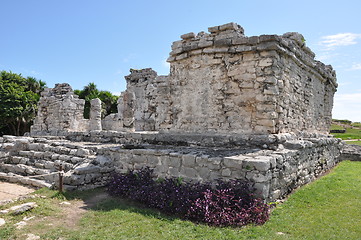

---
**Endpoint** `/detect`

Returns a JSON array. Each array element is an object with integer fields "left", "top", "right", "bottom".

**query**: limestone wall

[
  {"left": 98, "top": 135, "right": 342, "bottom": 200},
  {"left": 165, "top": 22, "right": 337, "bottom": 134},
  {"left": 30, "top": 23, "right": 337, "bottom": 136},
  {"left": 123, "top": 68, "right": 171, "bottom": 131},
  {"left": 31, "top": 83, "right": 88, "bottom": 134},
  {"left": 0, "top": 134, "right": 343, "bottom": 201},
  {"left": 30, "top": 83, "right": 102, "bottom": 135}
]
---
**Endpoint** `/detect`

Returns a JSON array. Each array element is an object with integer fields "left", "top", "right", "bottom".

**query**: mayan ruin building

[{"left": 0, "top": 23, "right": 343, "bottom": 201}]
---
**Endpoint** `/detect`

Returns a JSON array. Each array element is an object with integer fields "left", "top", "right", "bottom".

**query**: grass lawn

[
  {"left": 346, "top": 141, "right": 361, "bottom": 146},
  {"left": 351, "top": 122, "right": 361, "bottom": 128},
  {"left": 331, "top": 127, "right": 361, "bottom": 140},
  {"left": 330, "top": 124, "right": 345, "bottom": 130},
  {"left": 1, "top": 161, "right": 361, "bottom": 239}
]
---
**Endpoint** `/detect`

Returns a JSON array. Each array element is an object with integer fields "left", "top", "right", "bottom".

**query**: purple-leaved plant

[{"left": 107, "top": 167, "right": 269, "bottom": 227}]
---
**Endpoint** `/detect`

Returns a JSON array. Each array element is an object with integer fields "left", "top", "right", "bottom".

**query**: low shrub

[
  {"left": 187, "top": 180, "right": 269, "bottom": 226},
  {"left": 107, "top": 167, "right": 269, "bottom": 227}
]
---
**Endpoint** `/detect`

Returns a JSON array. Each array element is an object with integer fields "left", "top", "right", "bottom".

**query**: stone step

[
  {"left": 0, "top": 163, "right": 52, "bottom": 176},
  {"left": 0, "top": 163, "right": 61, "bottom": 183},
  {"left": 7, "top": 152, "right": 92, "bottom": 166},
  {"left": 0, "top": 172, "right": 53, "bottom": 189},
  {"left": 4, "top": 157, "right": 74, "bottom": 171}
]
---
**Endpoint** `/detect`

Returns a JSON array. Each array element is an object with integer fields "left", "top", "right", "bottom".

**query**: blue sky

[{"left": 1, "top": 0, "right": 360, "bottom": 122}]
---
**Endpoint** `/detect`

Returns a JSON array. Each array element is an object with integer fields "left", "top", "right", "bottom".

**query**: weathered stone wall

[
  {"left": 31, "top": 83, "right": 88, "bottom": 134},
  {"left": 89, "top": 98, "right": 102, "bottom": 131},
  {"left": 165, "top": 23, "right": 337, "bottom": 134},
  {"left": 340, "top": 144, "right": 361, "bottom": 161},
  {"left": 122, "top": 68, "right": 171, "bottom": 131},
  {"left": 30, "top": 83, "right": 102, "bottom": 135},
  {"left": 0, "top": 136, "right": 113, "bottom": 190},
  {"left": 98, "top": 135, "right": 342, "bottom": 200},
  {"left": 0, "top": 134, "right": 343, "bottom": 201},
  {"left": 101, "top": 96, "right": 124, "bottom": 131},
  {"left": 30, "top": 23, "right": 337, "bottom": 136}
]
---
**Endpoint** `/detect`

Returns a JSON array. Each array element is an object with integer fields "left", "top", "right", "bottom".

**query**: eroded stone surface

[{"left": 29, "top": 23, "right": 337, "bottom": 135}]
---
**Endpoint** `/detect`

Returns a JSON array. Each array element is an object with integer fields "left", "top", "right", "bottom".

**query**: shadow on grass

[{"left": 57, "top": 187, "right": 182, "bottom": 223}]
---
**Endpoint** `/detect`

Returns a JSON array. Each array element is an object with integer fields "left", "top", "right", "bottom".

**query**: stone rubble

[
  {"left": 340, "top": 144, "right": 361, "bottom": 161},
  {"left": 0, "top": 135, "right": 114, "bottom": 190},
  {"left": 0, "top": 202, "right": 37, "bottom": 215}
]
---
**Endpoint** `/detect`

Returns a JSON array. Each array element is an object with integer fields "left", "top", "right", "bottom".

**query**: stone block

[
  {"left": 182, "top": 154, "right": 196, "bottom": 167},
  {"left": 132, "top": 154, "right": 148, "bottom": 163},
  {"left": 198, "top": 167, "right": 211, "bottom": 179},
  {"left": 223, "top": 157, "right": 243, "bottom": 169},
  {"left": 246, "top": 172, "right": 272, "bottom": 182},
  {"left": 243, "top": 157, "right": 271, "bottom": 172},
  {"left": 147, "top": 155, "right": 160, "bottom": 167},
  {"left": 209, "top": 171, "right": 221, "bottom": 181},
  {"left": 155, "top": 164, "right": 168, "bottom": 174},
  {"left": 181, "top": 32, "right": 195, "bottom": 40},
  {"left": 214, "top": 38, "right": 232, "bottom": 47},
  {"left": 76, "top": 148, "right": 90, "bottom": 157},
  {"left": 95, "top": 155, "right": 112, "bottom": 166},
  {"left": 198, "top": 40, "right": 213, "bottom": 48},
  {"left": 208, "top": 26, "right": 219, "bottom": 33},
  {"left": 221, "top": 168, "right": 231, "bottom": 177},
  {"left": 28, "top": 143, "right": 40, "bottom": 151},
  {"left": 169, "top": 156, "right": 181, "bottom": 168},
  {"left": 168, "top": 167, "right": 180, "bottom": 177},
  {"left": 180, "top": 167, "right": 198, "bottom": 178},
  {"left": 254, "top": 182, "right": 270, "bottom": 199},
  {"left": 219, "top": 22, "right": 239, "bottom": 31},
  {"left": 19, "top": 151, "right": 31, "bottom": 157},
  {"left": 74, "top": 164, "right": 100, "bottom": 174}
]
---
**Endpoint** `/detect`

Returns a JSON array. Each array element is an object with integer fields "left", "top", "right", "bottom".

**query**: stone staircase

[{"left": 0, "top": 136, "right": 114, "bottom": 190}]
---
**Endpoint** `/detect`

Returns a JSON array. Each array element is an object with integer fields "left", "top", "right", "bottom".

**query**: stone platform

[{"left": 0, "top": 132, "right": 343, "bottom": 201}]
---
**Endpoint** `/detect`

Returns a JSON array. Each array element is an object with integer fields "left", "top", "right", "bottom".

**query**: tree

[
  {"left": 75, "top": 82, "right": 118, "bottom": 119},
  {"left": 0, "top": 71, "right": 46, "bottom": 136}
]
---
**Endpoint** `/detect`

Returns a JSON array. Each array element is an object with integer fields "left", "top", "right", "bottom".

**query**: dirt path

[
  {"left": 0, "top": 182, "right": 35, "bottom": 202},
  {"left": 60, "top": 192, "right": 110, "bottom": 228}
]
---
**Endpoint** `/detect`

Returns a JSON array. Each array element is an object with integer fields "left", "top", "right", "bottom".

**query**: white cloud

[
  {"left": 337, "top": 82, "right": 351, "bottom": 87},
  {"left": 111, "top": 91, "right": 122, "bottom": 96},
  {"left": 333, "top": 92, "right": 361, "bottom": 122},
  {"left": 315, "top": 51, "right": 339, "bottom": 62},
  {"left": 319, "top": 33, "right": 361, "bottom": 49},
  {"left": 162, "top": 58, "right": 170, "bottom": 68},
  {"left": 114, "top": 69, "right": 123, "bottom": 75},
  {"left": 350, "top": 63, "right": 361, "bottom": 70}
]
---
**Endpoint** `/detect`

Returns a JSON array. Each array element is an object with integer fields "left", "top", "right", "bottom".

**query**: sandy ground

[{"left": 0, "top": 182, "right": 35, "bottom": 201}]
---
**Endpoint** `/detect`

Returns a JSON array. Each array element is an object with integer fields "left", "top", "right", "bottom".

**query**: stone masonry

[
  {"left": 0, "top": 23, "right": 345, "bottom": 201},
  {"left": 165, "top": 23, "right": 337, "bottom": 134},
  {"left": 30, "top": 83, "right": 102, "bottom": 135},
  {"left": 30, "top": 23, "right": 337, "bottom": 135}
]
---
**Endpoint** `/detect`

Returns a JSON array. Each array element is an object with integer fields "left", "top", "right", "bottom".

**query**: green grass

[
  {"left": 346, "top": 141, "right": 361, "bottom": 146},
  {"left": 351, "top": 122, "right": 361, "bottom": 128},
  {"left": 1, "top": 161, "right": 361, "bottom": 239},
  {"left": 331, "top": 127, "right": 361, "bottom": 140},
  {"left": 330, "top": 124, "right": 345, "bottom": 130}
]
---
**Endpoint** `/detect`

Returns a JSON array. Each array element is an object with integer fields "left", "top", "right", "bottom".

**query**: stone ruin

[
  {"left": 30, "top": 83, "right": 102, "bottom": 134},
  {"left": 0, "top": 23, "right": 345, "bottom": 201}
]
